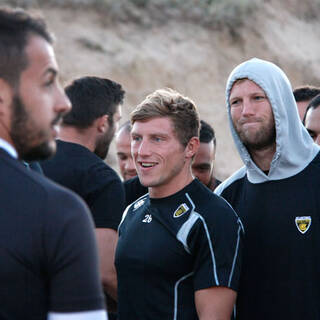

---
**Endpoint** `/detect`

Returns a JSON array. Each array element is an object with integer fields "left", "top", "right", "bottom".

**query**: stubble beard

[
  {"left": 10, "top": 94, "right": 56, "bottom": 161},
  {"left": 234, "top": 118, "right": 276, "bottom": 152},
  {"left": 94, "top": 121, "right": 115, "bottom": 160}
]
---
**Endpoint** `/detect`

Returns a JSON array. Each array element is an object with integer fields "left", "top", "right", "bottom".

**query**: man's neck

[
  {"left": 149, "top": 167, "right": 194, "bottom": 199},
  {"left": 59, "top": 126, "right": 96, "bottom": 153},
  {"left": 249, "top": 144, "right": 276, "bottom": 172}
]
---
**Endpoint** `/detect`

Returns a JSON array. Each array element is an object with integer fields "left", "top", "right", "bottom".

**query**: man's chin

[{"left": 20, "top": 140, "right": 56, "bottom": 162}]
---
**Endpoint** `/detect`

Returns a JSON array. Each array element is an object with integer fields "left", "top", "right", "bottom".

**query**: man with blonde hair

[{"left": 116, "top": 88, "right": 243, "bottom": 320}]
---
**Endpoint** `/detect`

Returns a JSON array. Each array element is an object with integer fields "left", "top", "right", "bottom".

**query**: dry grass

[{"left": 3, "top": 0, "right": 261, "bottom": 36}]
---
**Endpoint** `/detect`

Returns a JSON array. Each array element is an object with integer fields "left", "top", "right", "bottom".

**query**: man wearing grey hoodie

[{"left": 215, "top": 58, "right": 320, "bottom": 319}]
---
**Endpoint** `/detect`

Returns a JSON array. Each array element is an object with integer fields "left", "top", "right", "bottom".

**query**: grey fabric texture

[{"left": 221, "top": 57, "right": 320, "bottom": 185}]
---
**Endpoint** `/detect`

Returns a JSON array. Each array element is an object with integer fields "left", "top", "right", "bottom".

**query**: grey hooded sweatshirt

[{"left": 215, "top": 58, "right": 320, "bottom": 319}]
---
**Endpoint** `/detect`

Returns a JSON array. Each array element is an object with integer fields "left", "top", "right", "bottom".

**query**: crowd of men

[{"left": 1, "top": 5, "right": 320, "bottom": 320}]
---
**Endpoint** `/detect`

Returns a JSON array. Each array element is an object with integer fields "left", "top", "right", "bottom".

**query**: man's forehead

[
  {"left": 231, "top": 78, "right": 264, "bottom": 92},
  {"left": 306, "top": 107, "right": 320, "bottom": 128},
  {"left": 132, "top": 117, "right": 173, "bottom": 131},
  {"left": 23, "top": 34, "right": 58, "bottom": 78},
  {"left": 116, "top": 127, "right": 131, "bottom": 143}
]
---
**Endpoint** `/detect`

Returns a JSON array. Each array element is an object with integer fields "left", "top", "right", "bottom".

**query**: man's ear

[
  {"left": 185, "top": 136, "right": 200, "bottom": 159},
  {"left": 96, "top": 114, "right": 109, "bottom": 133},
  {"left": 0, "top": 78, "right": 13, "bottom": 117}
]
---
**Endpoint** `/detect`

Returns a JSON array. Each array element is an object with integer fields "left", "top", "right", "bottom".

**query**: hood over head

[{"left": 226, "top": 58, "right": 319, "bottom": 183}]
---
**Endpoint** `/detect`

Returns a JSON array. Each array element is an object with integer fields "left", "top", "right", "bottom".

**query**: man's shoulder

[
  {"left": 1, "top": 153, "right": 87, "bottom": 216},
  {"left": 124, "top": 176, "right": 148, "bottom": 206},
  {"left": 214, "top": 166, "right": 247, "bottom": 196},
  {"left": 187, "top": 180, "right": 239, "bottom": 220},
  {"left": 118, "top": 193, "right": 149, "bottom": 228},
  {"left": 43, "top": 140, "right": 121, "bottom": 184},
  {"left": 43, "top": 140, "right": 99, "bottom": 166},
  {"left": 307, "top": 150, "right": 320, "bottom": 171}
]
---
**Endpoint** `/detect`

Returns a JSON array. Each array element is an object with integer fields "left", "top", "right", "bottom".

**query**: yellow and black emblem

[
  {"left": 295, "top": 216, "right": 312, "bottom": 234},
  {"left": 173, "top": 203, "right": 189, "bottom": 218}
]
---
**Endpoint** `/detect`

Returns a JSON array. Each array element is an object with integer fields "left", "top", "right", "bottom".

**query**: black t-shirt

[
  {"left": 0, "top": 148, "right": 105, "bottom": 318},
  {"left": 116, "top": 179, "right": 243, "bottom": 320},
  {"left": 123, "top": 175, "right": 148, "bottom": 207},
  {"left": 42, "top": 140, "right": 125, "bottom": 230},
  {"left": 219, "top": 152, "right": 320, "bottom": 320}
]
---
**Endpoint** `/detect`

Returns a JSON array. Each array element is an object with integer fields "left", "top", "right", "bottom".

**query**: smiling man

[
  {"left": 115, "top": 88, "right": 243, "bottom": 320},
  {"left": 215, "top": 58, "right": 320, "bottom": 320},
  {"left": 0, "top": 7, "right": 106, "bottom": 320}
]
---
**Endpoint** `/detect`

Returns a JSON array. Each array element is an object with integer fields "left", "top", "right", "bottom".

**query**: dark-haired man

[
  {"left": 116, "top": 88, "right": 243, "bottom": 320},
  {"left": 303, "top": 95, "right": 320, "bottom": 145},
  {"left": 42, "top": 76, "right": 125, "bottom": 304},
  {"left": 0, "top": 7, "right": 106, "bottom": 320},
  {"left": 293, "top": 85, "right": 320, "bottom": 120},
  {"left": 192, "top": 120, "right": 221, "bottom": 190},
  {"left": 216, "top": 58, "right": 320, "bottom": 319}
]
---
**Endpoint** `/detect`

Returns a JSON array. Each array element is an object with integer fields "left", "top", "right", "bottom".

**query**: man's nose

[{"left": 241, "top": 100, "right": 255, "bottom": 117}]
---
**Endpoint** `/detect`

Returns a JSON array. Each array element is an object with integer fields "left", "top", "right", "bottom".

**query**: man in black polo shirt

[
  {"left": 42, "top": 77, "right": 125, "bottom": 306},
  {"left": 115, "top": 88, "right": 243, "bottom": 319},
  {"left": 0, "top": 7, "right": 106, "bottom": 320}
]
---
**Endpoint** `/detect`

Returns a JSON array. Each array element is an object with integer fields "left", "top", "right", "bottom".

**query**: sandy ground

[{"left": 39, "top": 0, "right": 320, "bottom": 180}]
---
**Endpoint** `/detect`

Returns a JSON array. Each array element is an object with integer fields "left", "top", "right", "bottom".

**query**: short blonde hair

[{"left": 131, "top": 88, "right": 200, "bottom": 147}]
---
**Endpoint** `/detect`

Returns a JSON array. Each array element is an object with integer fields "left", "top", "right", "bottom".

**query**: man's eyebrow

[{"left": 150, "top": 132, "right": 169, "bottom": 137}]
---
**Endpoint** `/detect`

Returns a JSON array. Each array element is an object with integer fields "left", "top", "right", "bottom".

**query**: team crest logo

[
  {"left": 173, "top": 203, "right": 189, "bottom": 218},
  {"left": 133, "top": 199, "right": 145, "bottom": 211},
  {"left": 295, "top": 216, "right": 312, "bottom": 234}
]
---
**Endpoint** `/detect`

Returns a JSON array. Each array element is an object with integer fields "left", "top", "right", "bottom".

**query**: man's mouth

[
  {"left": 239, "top": 118, "right": 262, "bottom": 125},
  {"left": 140, "top": 162, "right": 157, "bottom": 168},
  {"left": 51, "top": 114, "right": 62, "bottom": 127}
]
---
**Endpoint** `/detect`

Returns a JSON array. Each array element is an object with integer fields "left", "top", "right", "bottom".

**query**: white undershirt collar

[{"left": 0, "top": 138, "right": 18, "bottom": 159}]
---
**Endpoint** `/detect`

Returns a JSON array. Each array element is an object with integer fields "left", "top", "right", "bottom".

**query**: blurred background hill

[{"left": 4, "top": 0, "right": 320, "bottom": 179}]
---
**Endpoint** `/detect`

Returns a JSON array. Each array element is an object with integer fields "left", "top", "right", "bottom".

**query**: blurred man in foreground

[{"left": 0, "top": 7, "right": 107, "bottom": 320}]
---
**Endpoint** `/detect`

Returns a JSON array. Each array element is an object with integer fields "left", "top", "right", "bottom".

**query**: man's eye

[
  {"left": 44, "top": 79, "right": 54, "bottom": 87},
  {"left": 132, "top": 136, "right": 141, "bottom": 142}
]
